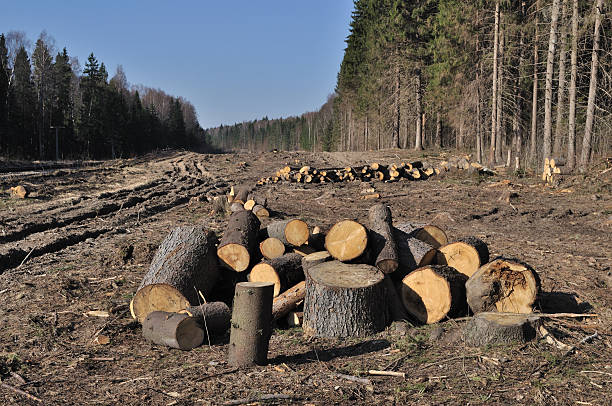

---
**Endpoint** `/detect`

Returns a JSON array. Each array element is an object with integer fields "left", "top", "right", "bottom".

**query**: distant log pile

[
  {"left": 256, "top": 156, "right": 495, "bottom": 185},
  {"left": 542, "top": 157, "right": 570, "bottom": 185}
]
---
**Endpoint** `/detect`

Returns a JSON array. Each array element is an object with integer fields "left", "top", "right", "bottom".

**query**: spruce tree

[{"left": 0, "top": 34, "right": 9, "bottom": 155}]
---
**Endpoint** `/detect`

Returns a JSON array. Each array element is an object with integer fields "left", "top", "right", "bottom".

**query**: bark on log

[
  {"left": 266, "top": 219, "right": 310, "bottom": 246},
  {"left": 394, "top": 222, "right": 448, "bottom": 248},
  {"left": 435, "top": 237, "right": 489, "bottom": 277},
  {"left": 230, "top": 202, "right": 245, "bottom": 212},
  {"left": 131, "top": 226, "right": 219, "bottom": 322},
  {"left": 249, "top": 253, "right": 304, "bottom": 296},
  {"left": 142, "top": 311, "right": 204, "bottom": 350},
  {"left": 464, "top": 312, "right": 540, "bottom": 346},
  {"left": 259, "top": 237, "right": 285, "bottom": 260},
  {"left": 272, "top": 281, "right": 306, "bottom": 321},
  {"left": 400, "top": 265, "right": 468, "bottom": 324},
  {"left": 228, "top": 282, "right": 274, "bottom": 367},
  {"left": 368, "top": 204, "right": 399, "bottom": 273},
  {"left": 217, "top": 210, "right": 261, "bottom": 272},
  {"left": 325, "top": 220, "right": 369, "bottom": 262},
  {"left": 383, "top": 275, "right": 409, "bottom": 321},
  {"left": 252, "top": 204, "right": 269, "bottom": 218},
  {"left": 179, "top": 302, "right": 231, "bottom": 336},
  {"left": 392, "top": 225, "right": 436, "bottom": 281},
  {"left": 466, "top": 258, "right": 540, "bottom": 314},
  {"left": 233, "top": 186, "right": 251, "bottom": 205},
  {"left": 303, "top": 261, "right": 387, "bottom": 337}
]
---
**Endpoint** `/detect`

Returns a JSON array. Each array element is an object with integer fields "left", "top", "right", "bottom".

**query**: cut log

[
  {"left": 325, "top": 220, "right": 368, "bottom": 262},
  {"left": 142, "top": 311, "right": 204, "bottom": 350},
  {"left": 131, "top": 226, "right": 219, "bottom": 322},
  {"left": 303, "top": 261, "right": 387, "bottom": 337},
  {"left": 179, "top": 302, "right": 231, "bottom": 336},
  {"left": 301, "top": 251, "right": 331, "bottom": 274},
  {"left": 383, "top": 275, "right": 409, "bottom": 321},
  {"left": 400, "top": 265, "right": 468, "bottom": 324},
  {"left": 230, "top": 202, "right": 244, "bottom": 212},
  {"left": 243, "top": 199, "right": 256, "bottom": 211},
  {"left": 10, "top": 185, "right": 28, "bottom": 199},
  {"left": 249, "top": 253, "right": 304, "bottom": 296},
  {"left": 466, "top": 258, "right": 540, "bottom": 314},
  {"left": 228, "top": 282, "right": 274, "bottom": 367},
  {"left": 252, "top": 204, "right": 269, "bottom": 218},
  {"left": 549, "top": 157, "right": 566, "bottom": 167},
  {"left": 217, "top": 210, "right": 261, "bottom": 272},
  {"left": 394, "top": 222, "right": 448, "bottom": 248},
  {"left": 435, "top": 237, "right": 489, "bottom": 277},
  {"left": 266, "top": 219, "right": 310, "bottom": 247},
  {"left": 464, "top": 312, "right": 540, "bottom": 346},
  {"left": 259, "top": 237, "right": 286, "bottom": 260},
  {"left": 393, "top": 225, "right": 437, "bottom": 277},
  {"left": 286, "top": 311, "right": 303, "bottom": 327},
  {"left": 272, "top": 281, "right": 306, "bottom": 320},
  {"left": 368, "top": 204, "right": 399, "bottom": 273},
  {"left": 212, "top": 195, "right": 230, "bottom": 214}
]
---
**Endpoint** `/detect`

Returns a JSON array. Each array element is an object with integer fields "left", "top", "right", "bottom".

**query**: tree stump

[
  {"left": 303, "top": 261, "right": 387, "bottom": 337},
  {"left": 394, "top": 222, "right": 448, "bottom": 248},
  {"left": 228, "top": 282, "right": 274, "bottom": 367},
  {"left": 368, "top": 204, "right": 399, "bottom": 273},
  {"left": 393, "top": 225, "right": 436, "bottom": 279},
  {"left": 466, "top": 258, "right": 540, "bottom": 314},
  {"left": 464, "top": 312, "right": 540, "bottom": 346},
  {"left": 130, "top": 226, "right": 219, "bottom": 322},
  {"left": 217, "top": 210, "right": 261, "bottom": 272},
  {"left": 179, "top": 302, "right": 231, "bottom": 336},
  {"left": 266, "top": 219, "right": 310, "bottom": 247},
  {"left": 400, "top": 265, "right": 468, "bottom": 324},
  {"left": 272, "top": 281, "right": 306, "bottom": 320},
  {"left": 249, "top": 253, "right": 304, "bottom": 296},
  {"left": 325, "top": 220, "right": 368, "bottom": 262},
  {"left": 142, "top": 311, "right": 204, "bottom": 350},
  {"left": 259, "top": 237, "right": 285, "bottom": 260},
  {"left": 435, "top": 236, "right": 489, "bottom": 277}
]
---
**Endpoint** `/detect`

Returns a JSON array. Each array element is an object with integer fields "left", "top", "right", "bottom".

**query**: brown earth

[{"left": 0, "top": 149, "right": 610, "bottom": 405}]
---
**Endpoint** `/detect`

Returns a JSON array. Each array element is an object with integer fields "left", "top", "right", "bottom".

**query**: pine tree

[
  {"left": 0, "top": 34, "right": 9, "bottom": 155},
  {"left": 10, "top": 47, "right": 36, "bottom": 157}
]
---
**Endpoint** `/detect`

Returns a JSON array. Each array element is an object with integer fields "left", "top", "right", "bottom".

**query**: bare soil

[{"left": 0, "top": 150, "right": 610, "bottom": 405}]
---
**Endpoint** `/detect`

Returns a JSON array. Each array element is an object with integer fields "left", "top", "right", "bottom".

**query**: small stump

[{"left": 464, "top": 312, "right": 540, "bottom": 346}]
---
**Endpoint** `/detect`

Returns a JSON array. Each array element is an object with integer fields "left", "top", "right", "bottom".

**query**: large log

[
  {"left": 179, "top": 302, "right": 231, "bottom": 336},
  {"left": 266, "top": 219, "right": 310, "bottom": 246},
  {"left": 217, "top": 210, "right": 261, "bottom": 272},
  {"left": 393, "top": 224, "right": 437, "bottom": 277},
  {"left": 303, "top": 261, "right": 387, "bottom": 337},
  {"left": 259, "top": 237, "right": 285, "bottom": 260},
  {"left": 272, "top": 281, "right": 306, "bottom": 321},
  {"left": 466, "top": 258, "right": 540, "bottom": 314},
  {"left": 228, "top": 282, "right": 274, "bottom": 367},
  {"left": 464, "top": 312, "right": 540, "bottom": 346},
  {"left": 249, "top": 253, "right": 304, "bottom": 296},
  {"left": 325, "top": 220, "right": 369, "bottom": 262},
  {"left": 142, "top": 311, "right": 204, "bottom": 350},
  {"left": 130, "top": 226, "right": 219, "bottom": 322},
  {"left": 435, "top": 236, "right": 489, "bottom": 277},
  {"left": 394, "top": 222, "right": 448, "bottom": 248},
  {"left": 400, "top": 265, "right": 468, "bottom": 324},
  {"left": 368, "top": 204, "right": 399, "bottom": 273}
]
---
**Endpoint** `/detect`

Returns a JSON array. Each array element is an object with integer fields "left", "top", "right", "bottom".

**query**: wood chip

[{"left": 93, "top": 335, "right": 110, "bottom": 345}]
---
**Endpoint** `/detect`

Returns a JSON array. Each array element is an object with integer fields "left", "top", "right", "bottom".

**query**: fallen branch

[
  {"left": 332, "top": 373, "right": 371, "bottom": 385},
  {"left": 1, "top": 382, "right": 42, "bottom": 403},
  {"left": 538, "top": 325, "right": 572, "bottom": 350},
  {"left": 17, "top": 248, "right": 35, "bottom": 268},
  {"left": 563, "top": 332, "right": 599, "bottom": 356},
  {"left": 368, "top": 370, "right": 406, "bottom": 378},
  {"left": 223, "top": 394, "right": 296, "bottom": 406}
]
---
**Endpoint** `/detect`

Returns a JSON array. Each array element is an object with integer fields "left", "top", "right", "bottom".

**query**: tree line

[
  {"left": 0, "top": 30, "right": 204, "bottom": 160},
  {"left": 209, "top": 0, "right": 610, "bottom": 172}
]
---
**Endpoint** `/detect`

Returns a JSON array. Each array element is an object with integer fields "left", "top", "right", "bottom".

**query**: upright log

[
  {"left": 325, "top": 220, "right": 369, "bottom": 262},
  {"left": 266, "top": 219, "right": 310, "bottom": 247},
  {"left": 466, "top": 258, "right": 540, "bottom": 314},
  {"left": 303, "top": 261, "right": 387, "bottom": 337},
  {"left": 131, "top": 226, "right": 219, "bottom": 322},
  {"left": 435, "top": 237, "right": 489, "bottom": 277},
  {"left": 249, "top": 253, "right": 304, "bottom": 296},
  {"left": 217, "top": 210, "right": 261, "bottom": 272},
  {"left": 368, "top": 204, "right": 399, "bottom": 273},
  {"left": 142, "top": 311, "right": 204, "bottom": 350},
  {"left": 228, "top": 282, "right": 274, "bottom": 367}
]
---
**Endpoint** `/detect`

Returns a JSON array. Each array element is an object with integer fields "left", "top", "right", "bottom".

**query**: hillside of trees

[
  {"left": 209, "top": 0, "right": 610, "bottom": 172},
  {"left": 0, "top": 31, "right": 204, "bottom": 160}
]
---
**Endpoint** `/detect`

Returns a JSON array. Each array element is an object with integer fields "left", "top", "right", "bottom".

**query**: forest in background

[
  {"left": 0, "top": 30, "right": 204, "bottom": 160},
  {"left": 208, "top": 0, "right": 610, "bottom": 172}
]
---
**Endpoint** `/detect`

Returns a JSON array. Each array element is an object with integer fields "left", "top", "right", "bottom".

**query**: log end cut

[
  {"left": 217, "top": 243, "right": 251, "bottom": 272},
  {"left": 325, "top": 220, "right": 368, "bottom": 261},
  {"left": 130, "top": 283, "right": 190, "bottom": 322}
]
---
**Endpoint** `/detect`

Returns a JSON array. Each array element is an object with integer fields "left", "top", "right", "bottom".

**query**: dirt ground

[{"left": 0, "top": 149, "right": 610, "bottom": 405}]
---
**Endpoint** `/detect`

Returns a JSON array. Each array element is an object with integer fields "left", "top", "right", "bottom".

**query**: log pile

[
  {"left": 542, "top": 157, "right": 570, "bottom": 185},
  {"left": 256, "top": 156, "right": 495, "bottom": 186}
]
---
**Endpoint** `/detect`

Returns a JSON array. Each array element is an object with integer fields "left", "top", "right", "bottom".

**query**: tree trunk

[
  {"left": 180, "top": 302, "right": 231, "bottom": 337},
  {"left": 131, "top": 226, "right": 219, "bottom": 322},
  {"left": 490, "top": 0, "right": 500, "bottom": 165},
  {"left": 400, "top": 265, "right": 468, "bottom": 324},
  {"left": 217, "top": 210, "right": 261, "bottom": 272},
  {"left": 553, "top": 0, "right": 569, "bottom": 156},
  {"left": 392, "top": 63, "right": 400, "bottom": 148},
  {"left": 543, "top": 0, "right": 562, "bottom": 165},
  {"left": 142, "top": 311, "right": 204, "bottom": 350},
  {"left": 435, "top": 111, "right": 442, "bottom": 149},
  {"left": 266, "top": 219, "right": 309, "bottom": 247},
  {"left": 495, "top": 20, "right": 504, "bottom": 164},
  {"left": 325, "top": 220, "right": 368, "bottom": 261},
  {"left": 368, "top": 204, "right": 399, "bottom": 274},
  {"left": 394, "top": 222, "right": 447, "bottom": 248},
  {"left": 249, "top": 252, "right": 304, "bottom": 297},
  {"left": 530, "top": 1, "right": 541, "bottom": 165},
  {"left": 392, "top": 226, "right": 436, "bottom": 281},
  {"left": 567, "top": 0, "right": 579, "bottom": 169},
  {"left": 466, "top": 258, "right": 540, "bottom": 314},
  {"left": 303, "top": 261, "right": 387, "bottom": 337},
  {"left": 272, "top": 281, "right": 306, "bottom": 321},
  {"left": 435, "top": 236, "right": 489, "bottom": 278},
  {"left": 228, "top": 282, "right": 274, "bottom": 367},
  {"left": 579, "top": 0, "right": 604, "bottom": 171},
  {"left": 415, "top": 71, "right": 423, "bottom": 150},
  {"left": 464, "top": 312, "right": 540, "bottom": 346}
]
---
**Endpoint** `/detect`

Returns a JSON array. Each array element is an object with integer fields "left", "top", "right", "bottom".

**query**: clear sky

[{"left": 0, "top": 0, "right": 354, "bottom": 128}]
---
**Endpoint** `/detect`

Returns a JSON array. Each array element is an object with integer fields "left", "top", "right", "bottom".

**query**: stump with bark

[
  {"left": 368, "top": 204, "right": 399, "bottom": 273},
  {"left": 325, "top": 220, "right": 369, "bottom": 262},
  {"left": 217, "top": 210, "right": 261, "bottom": 272},
  {"left": 228, "top": 282, "right": 274, "bottom": 367},
  {"left": 303, "top": 261, "right": 387, "bottom": 337},
  {"left": 179, "top": 302, "right": 231, "bottom": 336},
  {"left": 249, "top": 253, "right": 304, "bottom": 296},
  {"left": 435, "top": 236, "right": 489, "bottom": 277},
  {"left": 259, "top": 237, "right": 285, "bottom": 260},
  {"left": 142, "top": 311, "right": 204, "bottom": 350},
  {"left": 266, "top": 219, "right": 310, "bottom": 247},
  {"left": 130, "top": 226, "right": 219, "bottom": 322},
  {"left": 400, "top": 265, "right": 468, "bottom": 324},
  {"left": 464, "top": 312, "right": 540, "bottom": 346},
  {"left": 466, "top": 258, "right": 540, "bottom": 314}
]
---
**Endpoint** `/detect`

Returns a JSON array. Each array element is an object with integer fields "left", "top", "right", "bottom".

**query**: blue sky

[{"left": 1, "top": 1, "right": 354, "bottom": 128}]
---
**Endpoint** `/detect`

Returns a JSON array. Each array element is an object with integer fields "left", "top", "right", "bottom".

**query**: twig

[
  {"left": 17, "top": 248, "right": 35, "bottom": 268},
  {"left": 10, "top": 371, "right": 27, "bottom": 385},
  {"left": 531, "top": 312, "right": 599, "bottom": 319},
  {"left": 368, "top": 370, "right": 406, "bottom": 378},
  {"left": 196, "top": 289, "right": 212, "bottom": 350},
  {"left": 580, "top": 370, "right": 612, "bottom": 377},
  {"left": 563, "top": 332, "right": 599, "bottom": 356},
  {"left": 538, "top": 325, "right": 572, "bottom": 350},
  {"left": 223, "top": 394, "right": 296, "bottom": 405},
  {"left": 1, "top": 382, "right": 42, "bottom": 403},
  {"left": 332, "top": 373, "right": 371, "bottom": 385}
]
